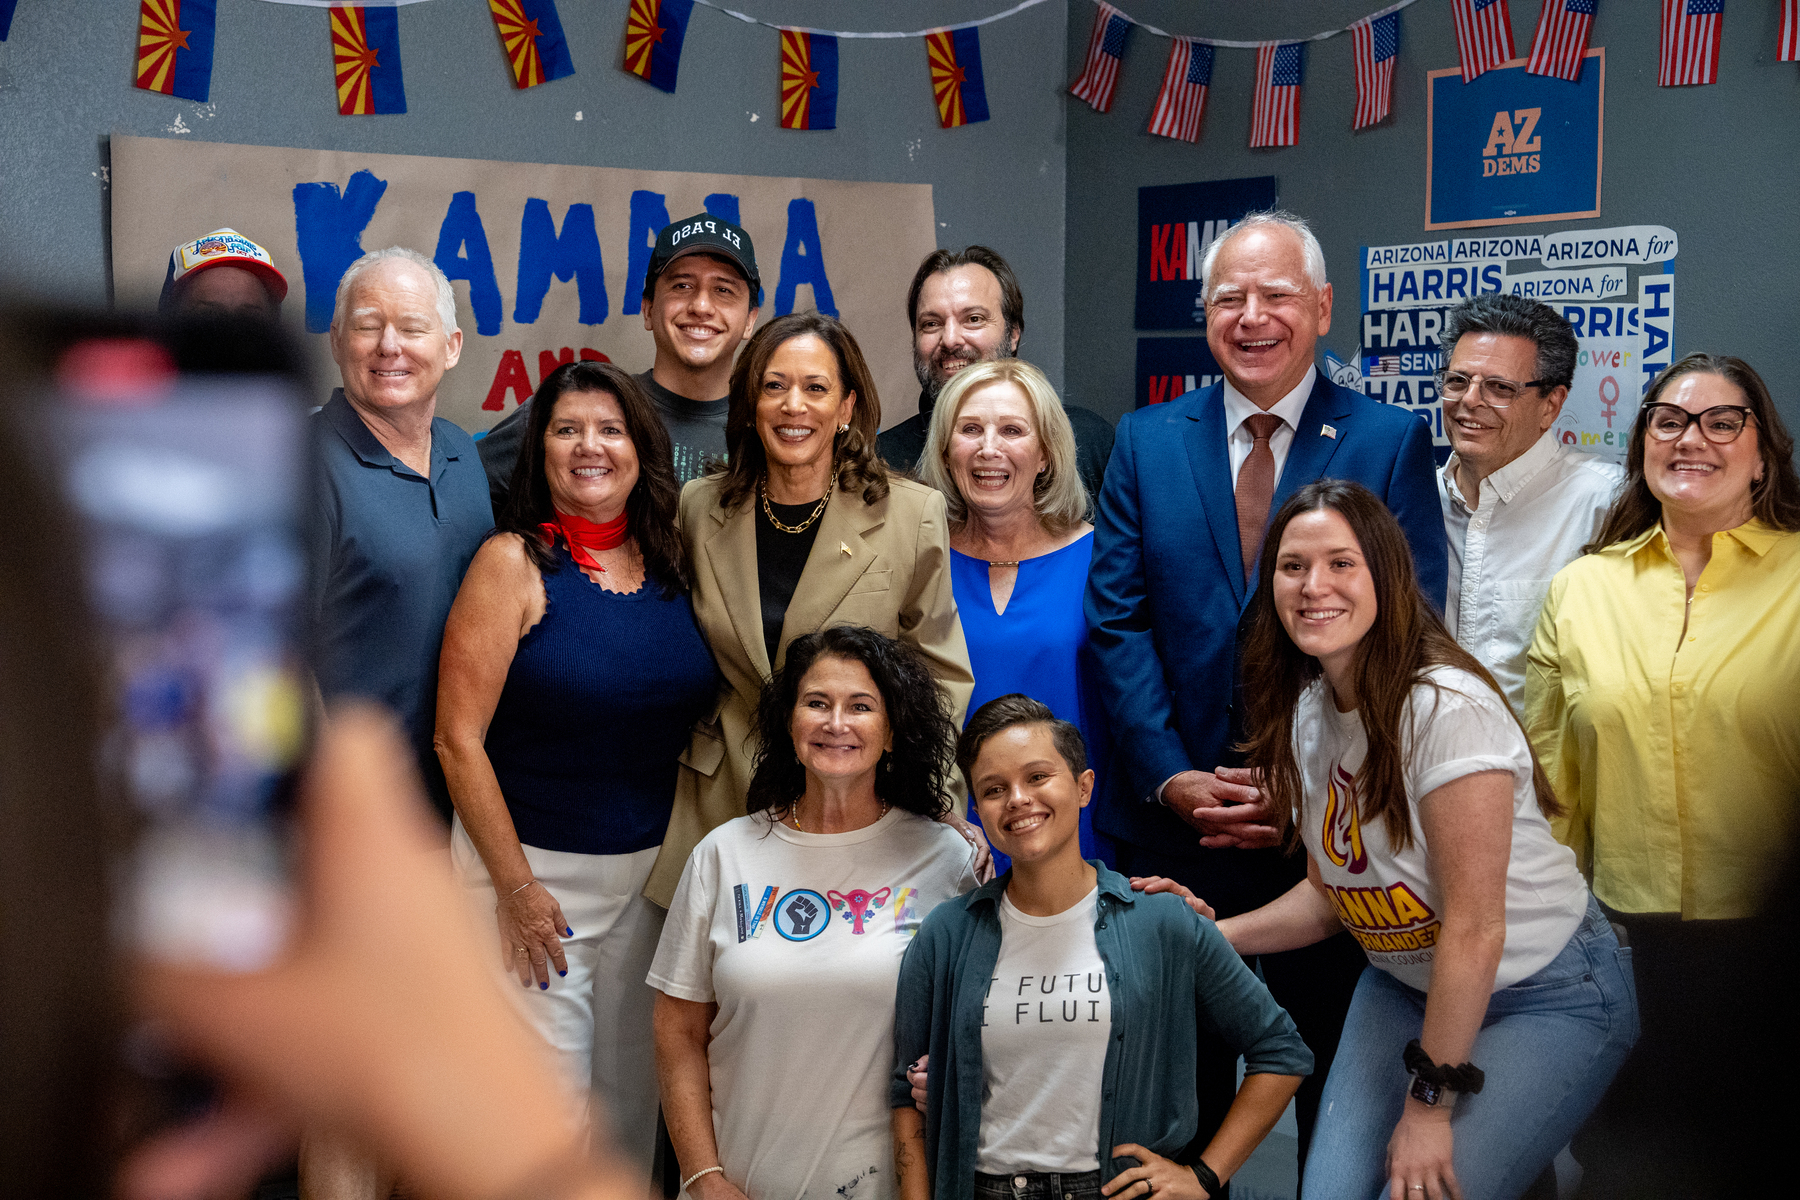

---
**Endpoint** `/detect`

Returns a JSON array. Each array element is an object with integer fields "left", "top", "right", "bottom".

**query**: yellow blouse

[{"left": 1525, "top": 520, "right": 1800, "bottom": 919}]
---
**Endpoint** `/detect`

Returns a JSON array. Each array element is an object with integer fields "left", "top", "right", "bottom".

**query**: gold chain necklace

[
  {"left": 788, "top": 798, "right": 890, "bottom": 832},
  {"left": 760, "top": 465, "right": 840, "bottom": 534}
]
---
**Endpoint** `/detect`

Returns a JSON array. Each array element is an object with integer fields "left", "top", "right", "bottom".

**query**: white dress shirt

[
  {"left": 1223, "top": 367, "right": 1316, "bottom": 490},
  {"left": 1439, "top": 428, "right": 1624, "bottom": 714}
]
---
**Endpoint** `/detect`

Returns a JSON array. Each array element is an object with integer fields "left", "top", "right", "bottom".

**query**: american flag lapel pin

[{"left": 1321, "top": 424, "right": 1338, "bottom": 439}]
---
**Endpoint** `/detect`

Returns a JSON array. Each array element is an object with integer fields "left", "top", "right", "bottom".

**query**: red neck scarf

[{"left": 540, "top": 509, "right": 629, "bottom": 573}]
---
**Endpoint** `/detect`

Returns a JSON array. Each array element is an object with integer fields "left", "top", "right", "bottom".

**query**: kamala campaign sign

[
  {"left": 1135, "top": 175, "right": 1278, "bottom": 330},
  {"left": 1426, "top": 49, "right": 1603, "bottom": 231},
  {"left": 1359, "top": 225, "right": 1677, "bottom": 465},
  {"left": 1134, "top": 336, "right": 1223, "bottom": 409},
  {"left": 109, "top": 136, "right": 936, "bottom": 433}
]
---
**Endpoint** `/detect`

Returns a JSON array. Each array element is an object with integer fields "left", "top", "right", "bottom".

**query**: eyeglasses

[
  {"left": 1641, "top": 403, "right": 1757, "bottom": 444},
  {"left": 1435, "top": 370, "right": 1548, "bottom": 408}
]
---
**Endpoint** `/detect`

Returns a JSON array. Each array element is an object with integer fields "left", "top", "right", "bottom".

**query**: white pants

[{"left": 452, "top": 818, "right": 665, "bottom": 1175}]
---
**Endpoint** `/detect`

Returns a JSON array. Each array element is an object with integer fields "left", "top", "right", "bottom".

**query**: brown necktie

[{"left": 1235, "top": 413, "right": 1283, "bottom": 578}]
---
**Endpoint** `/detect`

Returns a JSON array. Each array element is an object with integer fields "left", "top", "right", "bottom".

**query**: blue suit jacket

[{"left": 1083, "top": 373, "right": 1447, "bottom": 911}]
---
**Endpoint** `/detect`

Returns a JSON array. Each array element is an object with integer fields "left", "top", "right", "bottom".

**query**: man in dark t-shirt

[{"left": 479, "top": 214, "right": 762, "bottom": 508}]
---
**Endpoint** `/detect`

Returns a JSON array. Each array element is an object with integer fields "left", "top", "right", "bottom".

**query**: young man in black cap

[{"left": 478, "top": 214, "right": 761, "bottom": 508}]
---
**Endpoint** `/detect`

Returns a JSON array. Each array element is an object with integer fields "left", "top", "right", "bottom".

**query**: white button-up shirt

[
  {"left": 1440, "top": 428, "right": 1624, "bottom": 714},
  {"left": 1223, "top": 367, "right": 1316, "bottom": 490}
]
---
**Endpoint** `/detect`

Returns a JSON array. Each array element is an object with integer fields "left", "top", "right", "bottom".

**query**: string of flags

[{"left": 20, "top": 0, "right": 1773, "bottom": 129}]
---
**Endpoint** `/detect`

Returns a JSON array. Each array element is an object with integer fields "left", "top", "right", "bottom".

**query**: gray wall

[
  {"left": 0, "top": 0, "right": 1069, "bottom": 421},
  {"left": 1062, "top": 0, "right": 1800, "bottom": 436}
]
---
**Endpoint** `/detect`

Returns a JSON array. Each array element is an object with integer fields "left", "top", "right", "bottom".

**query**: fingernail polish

[
  {"left": 558, "top": 968, "right": 567, "bottom": 977},
  {"left": 565, "top": 926, "right": 573, "bottom": 936},
  {"left": 539, "top": 981, "right": 548, "bottom": 990}
]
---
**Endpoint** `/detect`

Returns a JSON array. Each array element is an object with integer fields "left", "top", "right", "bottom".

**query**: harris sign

[{"left": 1425, "top": 49, "right": 1603, "bottom": 231}]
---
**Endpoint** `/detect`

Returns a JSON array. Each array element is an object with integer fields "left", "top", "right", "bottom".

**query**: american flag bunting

[
  {"left": 1660, "top": 0, "right": 1724, "bottom": 86},
  {"left": 1070, "top": 2, "right": 1131, "bottom": 113},
  {"left": 1451, "top": 0, "right": 1517, "bottom": 82},
  {"left": 1249, "top": 41, "right": 1304, "bottom": 148},
  {"left": 1526, "top": 0, "right": 1596, "bottom": 81},
  {"left": 1782, "top": 0, "right": 1799, "bottom": 60},
  {"left": 1147, "top": 38, "right": 1213, "bottom": 142},
  {"left": 1351, "top": 12, "right": 1399, "bottom": 131}
]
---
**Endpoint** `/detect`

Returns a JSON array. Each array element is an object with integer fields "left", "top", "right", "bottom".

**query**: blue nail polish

[
  {"left": 565, "top": 926, "right": 573, "bottom": 936},
  {"left": 558, "top": 968, "right": 567, "bottom": 976},
  {"left": 539, "top": 981, "right": 548, "bottom": 990}
]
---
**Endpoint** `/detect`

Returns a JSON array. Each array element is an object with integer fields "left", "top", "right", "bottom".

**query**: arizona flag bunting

[
  {"left": 926, "top": 27, "right": 990, "bottom": 128},
  {"left": 1147, "top": 39, "right": 1212, "bottom": 143},
  {"left": 1782, "top": 0, "right": 1799, "bottom": 60},
  {"left": 624, "top": 0, "right": 693, "bottom": 93},
  {"left": 1451, "top": 0, "right": 1516, "bottom": 82},
  {"left": 1351, "top": 12, "right": 1398, "bottom": 130},
  {"left": 780, "top": 30, "right": 838, "bottom": 130},
  {"left": 1070, "top": 2, "right": 1131, "bottom": 113},
  {"left": 1249, "top": 41, "right": 1303, "bottom": 148},
  {"left": 331, "top": 7, "right": 407, "bottom": 115},
  {"left": 136, "top": 0, "right": 217, "bottom": 102},
  {"left": 1660, "top": 0, "right": 1724, "bottom": 85},
  {"left": 1526, "top": 0, "right": 1596, "bottom": 80},
  {"left": 489, "top": 0, "right": 574, "bottom": 89}
]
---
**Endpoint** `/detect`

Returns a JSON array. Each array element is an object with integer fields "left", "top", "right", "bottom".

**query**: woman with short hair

[
  {"left": 650, "top": 626, "right": 980, "bottom": 1200},
  {"left": 915, "top": 358, "right": 1107, "bottom": 867}
]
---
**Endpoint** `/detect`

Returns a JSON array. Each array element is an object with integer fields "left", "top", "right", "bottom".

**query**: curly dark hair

[
  {"left": 713, "top": 312, "right": 889, "bottom": 511},
  {"left": 495, "top": 360, "right": 688, "bottom": 594},
  {"left": 745, "top": 626, "right": 955, "bottom": 819}
]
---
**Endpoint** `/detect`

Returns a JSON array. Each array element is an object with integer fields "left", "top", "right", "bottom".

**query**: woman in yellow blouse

[{"left": 1525, "top": 352, "right": 1800, "bottom": 1197}]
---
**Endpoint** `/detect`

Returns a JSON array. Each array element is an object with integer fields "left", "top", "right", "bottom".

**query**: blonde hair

[{"left": 917, "top": 359, "right": 1088, "bottom": 533}]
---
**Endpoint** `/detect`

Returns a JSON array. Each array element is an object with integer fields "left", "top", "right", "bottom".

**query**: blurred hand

[
  {"left": 907, "top": 1054, "right": 929, "bottom": 1113},
  {"left": 126, "top": 706, "right": 627, "bottom": 1200},
  {"left": 1127, "top": 876, "right": 1215, "bottom": 920},
  {"left": 1162, "top": 768, "right": 1280, "bottom": 850},
  {"left": 943, "top": 810, "right": 995, "bottom": 882}
]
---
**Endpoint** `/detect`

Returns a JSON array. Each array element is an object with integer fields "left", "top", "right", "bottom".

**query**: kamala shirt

[
  {"left": 649, "top": 811, "right": 978, "bottom": 1200},
  {"left": 975, "top": 889, "right": 1112, "bottom": 1174},
  {"left": 1294, "top": 668, "right": 1587, "bottom": 992},
  {"left": 1525, "top": 521, "right": 1800, "bottom": 919},
  {"left": 1439, "top": 430, "right": 1623, "bottom": 714}
]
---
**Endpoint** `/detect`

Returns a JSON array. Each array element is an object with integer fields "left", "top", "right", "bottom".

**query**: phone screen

[{"left": 52, "top": 365, "right": 312, "bottom": 971}]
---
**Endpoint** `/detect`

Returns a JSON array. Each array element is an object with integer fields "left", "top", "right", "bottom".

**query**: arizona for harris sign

[
  {"left": 1425, "top": 50, "right": 1603, "bottom": 231},
  {"left": 109, "top": 136, "right": 937, "bottom": 433}
]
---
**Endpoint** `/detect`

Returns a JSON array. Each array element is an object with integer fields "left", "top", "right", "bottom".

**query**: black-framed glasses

[
  {"left": 1641, "top": 403, "right": 1757, "bottom": 444},
  {"left": 1434, "top": 370, "right": 1548, "bottom": 408}
]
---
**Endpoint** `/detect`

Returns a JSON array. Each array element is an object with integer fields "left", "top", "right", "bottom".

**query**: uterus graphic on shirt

[
  {"left": 1316, "top": 760, "right": 1441, "bottom": 961},
  {"left": 736, "top": 882, "right": 922, "bottom": 942},
  {"left": 982, "top": 972, "right": 1107, "bottom": 1027}
]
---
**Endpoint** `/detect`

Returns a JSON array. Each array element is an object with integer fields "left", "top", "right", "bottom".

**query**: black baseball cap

[{"left": 646, "top": 214, "right": 762, "bottom": 306}]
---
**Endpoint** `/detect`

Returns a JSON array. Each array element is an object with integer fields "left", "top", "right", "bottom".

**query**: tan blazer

[{"left": 644, "top": 473, "right": 975, "bottom": 905}]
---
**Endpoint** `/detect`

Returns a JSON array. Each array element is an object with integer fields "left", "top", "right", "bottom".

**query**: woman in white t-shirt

[
  {"left": 1216, "top": 480, "right": 1638, "bottom": 1200},
  {"left": 650, "top": 626, "right": 980, "bottom": 1200}
]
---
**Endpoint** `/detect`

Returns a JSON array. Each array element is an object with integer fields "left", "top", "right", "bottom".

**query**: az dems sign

[
  {"left": 1425, "top": 50, "right": 1603, "bottom": 231},
  {"left": 109, "top": 136, "right": 936, "bottom": 433},
  {"left": 1135, "top": 175, "right": 1278, "bottom": 330}
]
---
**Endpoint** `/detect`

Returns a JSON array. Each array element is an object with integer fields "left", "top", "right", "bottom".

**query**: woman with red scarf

[{"left": 436, "top": 361, "right": 719, "bottom": 1174}]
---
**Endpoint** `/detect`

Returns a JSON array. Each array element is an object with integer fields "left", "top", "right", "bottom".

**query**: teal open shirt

[{"left": 890, "top": 864, "right": 1313, "bottom": 1199}]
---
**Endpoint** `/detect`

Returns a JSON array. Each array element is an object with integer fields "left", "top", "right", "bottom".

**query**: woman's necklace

[
  {"left": 788, "top": 797, "right": 890, "bottom": 832},
  {"left": 761, "top": 465, "right": 840, "bottom": 534}
]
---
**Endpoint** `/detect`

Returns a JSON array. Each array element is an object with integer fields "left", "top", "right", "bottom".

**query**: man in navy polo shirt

[{"left": 313, "top": 246, "right": 493, "bottom": 827}]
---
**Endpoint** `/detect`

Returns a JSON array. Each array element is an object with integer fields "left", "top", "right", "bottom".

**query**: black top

[
  {"left": 755, "top": 496, "right": 825, "bottom": 670},
  {"left": 875, "top": 386, "right": 1117, "bottom": 507}
]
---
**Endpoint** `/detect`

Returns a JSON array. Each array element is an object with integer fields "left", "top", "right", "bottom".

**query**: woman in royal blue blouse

[
  {"left": 436, "top": 361, "right": 718, "bottom": 1174},
  {"left": 916, "top": 359, "right": 1109, "bottom": 870}
]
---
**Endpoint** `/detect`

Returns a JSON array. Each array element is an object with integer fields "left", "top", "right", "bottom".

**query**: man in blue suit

[{"left": 1086, "top": 211, "right": 1447, "bottom": 1181}]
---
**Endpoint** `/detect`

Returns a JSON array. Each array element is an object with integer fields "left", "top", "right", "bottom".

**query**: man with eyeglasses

[{"left": 1436, "top": 293, "right": 1623, "bottom": 713}]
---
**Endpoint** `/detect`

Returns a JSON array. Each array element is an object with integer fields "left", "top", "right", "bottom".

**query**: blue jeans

[
  {"left": 974, "top": 1170, "right": 1104, "bottom": 1200},
  {"left": 1302, "top": 897, "right": 1638, "bottom": 1200}
]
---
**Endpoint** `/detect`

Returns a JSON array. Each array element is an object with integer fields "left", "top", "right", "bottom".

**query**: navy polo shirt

[{"left": 312, "top": 389, "right": 493, "bottom": 818}]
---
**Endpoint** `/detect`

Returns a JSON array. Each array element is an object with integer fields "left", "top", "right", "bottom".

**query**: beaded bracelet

[{"left": 682, "top": 1166, "right": 725, "bottom": 1192}]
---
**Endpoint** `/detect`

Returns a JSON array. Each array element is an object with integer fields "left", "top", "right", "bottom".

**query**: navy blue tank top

[{"left": 485, "top": 545, "right": 720, "bottom": 855}]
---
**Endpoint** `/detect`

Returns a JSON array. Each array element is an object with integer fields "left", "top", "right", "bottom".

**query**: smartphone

[{"left": 48, "top": 340, "right": 312, "bottom": 971}]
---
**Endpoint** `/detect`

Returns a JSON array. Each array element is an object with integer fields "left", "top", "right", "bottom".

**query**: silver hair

[
  {"left": 916, "top": 358, "right": 1090, "bottom": 534},
  {"left": 332, "top": 246, "right": 460, "bottom": 340},
  {"left": 1199, "top": 209, "right": 1329, "bottom": 301}
]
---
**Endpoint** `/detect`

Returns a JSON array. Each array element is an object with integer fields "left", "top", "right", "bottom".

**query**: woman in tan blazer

[{"left": 645, "top": 311, "right": 983, "bottom": 905}]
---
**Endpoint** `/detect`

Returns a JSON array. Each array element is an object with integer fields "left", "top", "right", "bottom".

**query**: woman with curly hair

[
  {"left": 649, "top": 311, "right": 982, "bottom": 908},
  {"left": 650, "top": 626, "right": 980, "bottom": 1200}
]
